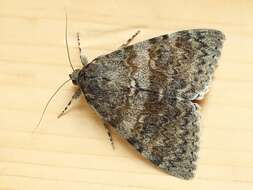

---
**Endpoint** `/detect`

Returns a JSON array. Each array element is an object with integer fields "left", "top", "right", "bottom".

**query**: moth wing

[
  {"left": 122, "top": 94, "right": 200, "bottom": 180},
  {"left": 79, "top": 29, "right": 225, "bottom": 179},
  {"left": 84, "top": 29, "right": 225, "bottom": 100},
  {"left": 83, "top": 88, "right": 200, "bottom": 179},
  {"left": 126, "top": 29, "right": 225, "bottom": 99}
]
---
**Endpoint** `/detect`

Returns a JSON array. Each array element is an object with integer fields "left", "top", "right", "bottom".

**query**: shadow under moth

[{"left": 37, "top": 17, "right": 225, "bottom": 180}]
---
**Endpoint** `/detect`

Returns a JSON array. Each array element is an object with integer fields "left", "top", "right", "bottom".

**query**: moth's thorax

[
  {"left": 78, "top": 62, "right": 111, "bottom": 95},
  {"left": 78, "top": 57, "right": 129, "bottom": 107}
]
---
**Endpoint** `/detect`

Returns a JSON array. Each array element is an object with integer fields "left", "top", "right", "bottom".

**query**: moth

[{"left": 38, "top": 22, "right": 225, "bottom": 180}]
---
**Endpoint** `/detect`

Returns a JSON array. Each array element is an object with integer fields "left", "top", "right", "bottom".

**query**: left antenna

[{"left": 65, "top": 11, "right": 75, "bottom": 71}]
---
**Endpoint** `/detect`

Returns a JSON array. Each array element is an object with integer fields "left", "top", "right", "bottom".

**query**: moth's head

[{"left": 69, "top": 69, "right": 81, "bottom": 85}]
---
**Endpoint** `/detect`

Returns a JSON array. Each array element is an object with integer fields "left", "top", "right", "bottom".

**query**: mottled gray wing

[
  {"left": 84, "top": 29, "right": 225, "bottom": 100},
  {"left": 79, "top": 29, "right": 225, "bottom": 179},
  {"left": 82, "top": 86, "right": 200, "bottom": 179}
]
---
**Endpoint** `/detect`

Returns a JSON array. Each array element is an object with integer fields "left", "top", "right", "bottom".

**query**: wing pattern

[{"left": 79, "top": 29, "right": 225, "bottom": 179}]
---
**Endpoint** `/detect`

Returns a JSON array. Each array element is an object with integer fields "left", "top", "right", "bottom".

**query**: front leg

[
  {"left": 57, "top": 89, "right": 82, "bottom": 118},
  {"left": 119, "top": 30, "right": 141, "bottom": 48},
  {"left": 76, "top": 32, "right": 88, "bottom": 66}
]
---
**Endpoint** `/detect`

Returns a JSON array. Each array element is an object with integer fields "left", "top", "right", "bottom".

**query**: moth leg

[
  {"left": 104, "top": 123, "right": 115, "bottom": 150},
  {"left": 76, "top": 32, "right": 88, "bottom": 66},
  {"left": 119, "top": 30, "right": 141, "bottom": 48},
  {"left": 57, "top": 89, "right": 82, "bottom": 118}
]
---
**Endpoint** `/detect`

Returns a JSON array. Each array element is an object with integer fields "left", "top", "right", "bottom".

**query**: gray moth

[{"left": 43, "top": 29, "right": 225, "bottom": 179}]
